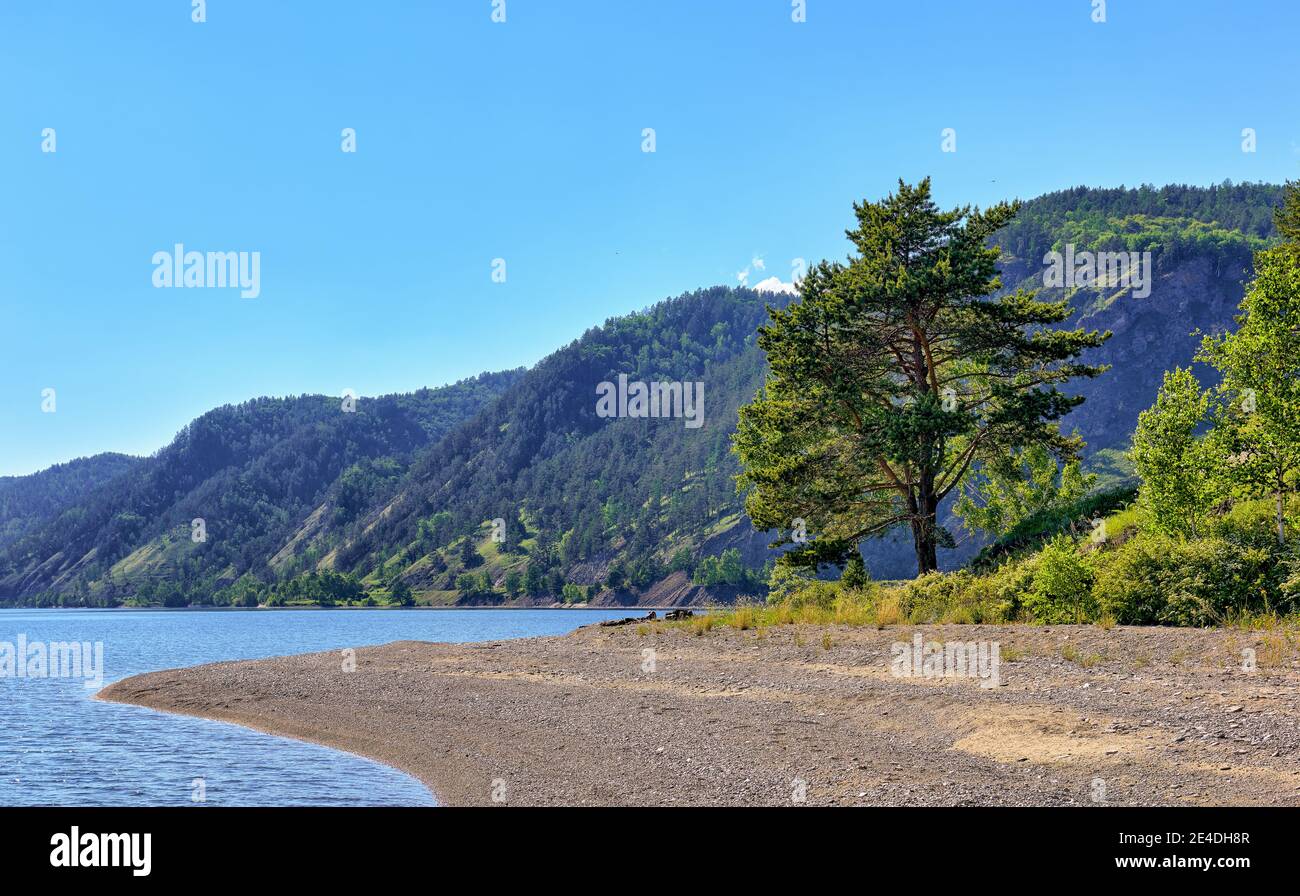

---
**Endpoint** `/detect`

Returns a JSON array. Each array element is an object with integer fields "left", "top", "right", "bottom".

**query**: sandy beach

[{"left": 98, "top": 621, "right": 1300, "bottom": 806}]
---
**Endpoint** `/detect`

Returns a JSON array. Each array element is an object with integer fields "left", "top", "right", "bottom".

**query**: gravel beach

[{"left": 98, "top": 622, "right": 1300, "bottom": 806}]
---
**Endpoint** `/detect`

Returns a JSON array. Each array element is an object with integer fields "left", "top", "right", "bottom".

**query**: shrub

[
  {"left": 1025, "top": 535, "right": 1096, "bottom": 623},
  {"left": 1213, "top": 496, "right": 1300, "bottom": 548},
  {"left": 1159, "top": 538, "right": 1276, "bottom": 626},
  {"left": 787, "top": 580, "right": 841, "bottom": 612},
  {"left": 766, "top": 561, "right": 814, "bottom": 604},
  {"left": 839, "top": 555, "right": 870, "bottom": 591},
  {"left": 1094, "top": 530, "right": 1289, "bottom": 625},
  {"left": 971, "top": 484, "right": 1137, "bottom": 570},
  {"left": 892, "top": 570, "right": 1008, "bottom": 624},
  {"left": 1093, "top": 533, "right": 1171, "bottom": 624},
  {"left": 985, "top": 557, "right": 1035, "bottom": 620}
]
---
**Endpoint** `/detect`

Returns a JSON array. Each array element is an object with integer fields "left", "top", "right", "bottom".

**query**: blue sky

[{"left": 2, "top": 0, "right": 1298, "bottom": 475}]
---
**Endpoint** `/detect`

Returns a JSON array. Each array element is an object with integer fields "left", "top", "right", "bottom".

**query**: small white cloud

[{"left": 753, "top": 276, "right": 799, "bottom": 295}]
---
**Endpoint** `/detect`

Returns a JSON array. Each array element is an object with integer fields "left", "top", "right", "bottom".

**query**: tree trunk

[
  {"left": 1278, "top": 487, "right": 1286, "bottom": 547},
  {"left": 910, "top": 490, "right": 940, "bottom": 576}
]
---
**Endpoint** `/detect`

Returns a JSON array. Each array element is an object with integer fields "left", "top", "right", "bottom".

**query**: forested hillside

[
  {"left": 2, "top": 182, "right": 1287, "bottom": 606},
  {"left": 0, "top": 453, "right": 140, "bottom": 551},
  {"left": 997, "top": 181, "right": 1284, "bottom": 459},
  {"left": 330, "top": 286, "right": 781, "bottom": 607},
  {"left": 0, "top": 373, "right": 521, "bottom": 604}
]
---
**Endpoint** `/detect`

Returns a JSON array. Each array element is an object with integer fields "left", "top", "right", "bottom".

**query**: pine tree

[{"left": 734, "top": 180, "right": 1109, "bottom": 575}]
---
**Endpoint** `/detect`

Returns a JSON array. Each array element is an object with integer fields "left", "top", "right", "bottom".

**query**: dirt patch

[{"left": 951, "top": 706, "right": 1149, "bottom": 764}]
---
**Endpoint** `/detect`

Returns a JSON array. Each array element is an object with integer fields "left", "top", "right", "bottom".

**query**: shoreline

[
  {"left": 10, "top": 605, "right": 695, "bottom": 613},
  {"left": 98, "top": 623, "right": 1300, "bottom": 806},
  {"left": 97, "top": 687, "right": 442, "bottom": 805}
]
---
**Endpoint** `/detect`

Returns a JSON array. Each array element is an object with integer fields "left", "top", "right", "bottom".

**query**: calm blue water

[{"left": 0, "top": 608, "right": 633, "bottom": 806}]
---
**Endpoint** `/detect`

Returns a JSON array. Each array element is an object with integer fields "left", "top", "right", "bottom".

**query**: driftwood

[
  {"left": 664, "top": 609, "right": 694, "bottom": 621},
  {"left": 598, "top": 611, "right": 657, "bottom": 627}
]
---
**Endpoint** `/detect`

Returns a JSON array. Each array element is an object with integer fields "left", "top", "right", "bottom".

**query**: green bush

[
  {"left": 1094, "top": 530, "right": 1288, "bottom": 625},
  {"left": 893, "top": 570, "right": 1009, "bottom": 624},
  {"left": 1212, "top": 496, "right": 1300, "bottom": 548},
  {"left": 839, "top": 555, "right": 870, "bottom": 591},
  {"left": 984, "top": 557, "right": 1036, "bottom": 620},
  {"left": 787, "top": 579, "right": 841, "bottom": 612},
  {"left": 1025, "top": 535, "right": 1096, "bottom": 623},
  {"left": 766, "top": 562, "right": 813, "bottom": 604},
  {"left": 1092, "top": 533, "right": 1172, "bottom": 624},
  {"left": 1160, "top": 539, "right": 1276, "bottom": 626}
]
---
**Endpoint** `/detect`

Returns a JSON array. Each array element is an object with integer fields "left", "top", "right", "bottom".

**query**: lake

[{"left": 0, "top": 607, "right": 635, "bottom": 806}]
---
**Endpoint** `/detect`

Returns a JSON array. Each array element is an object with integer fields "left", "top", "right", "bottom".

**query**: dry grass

[
  {"left": 872, "top": 591, "right": 905, "bottom": 627},
  {"left": 690, "top": 614, "right": 717, "bottom": 636}
]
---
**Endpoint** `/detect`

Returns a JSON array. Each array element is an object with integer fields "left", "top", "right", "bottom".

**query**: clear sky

[{"left": 2, "top": 0, "right": 1298, "bottom": 475}]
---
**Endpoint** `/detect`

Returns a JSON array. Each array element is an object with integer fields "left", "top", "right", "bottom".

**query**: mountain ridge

[{"left": 1, "top": 181, "right": 1286, "bottom": 605}]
